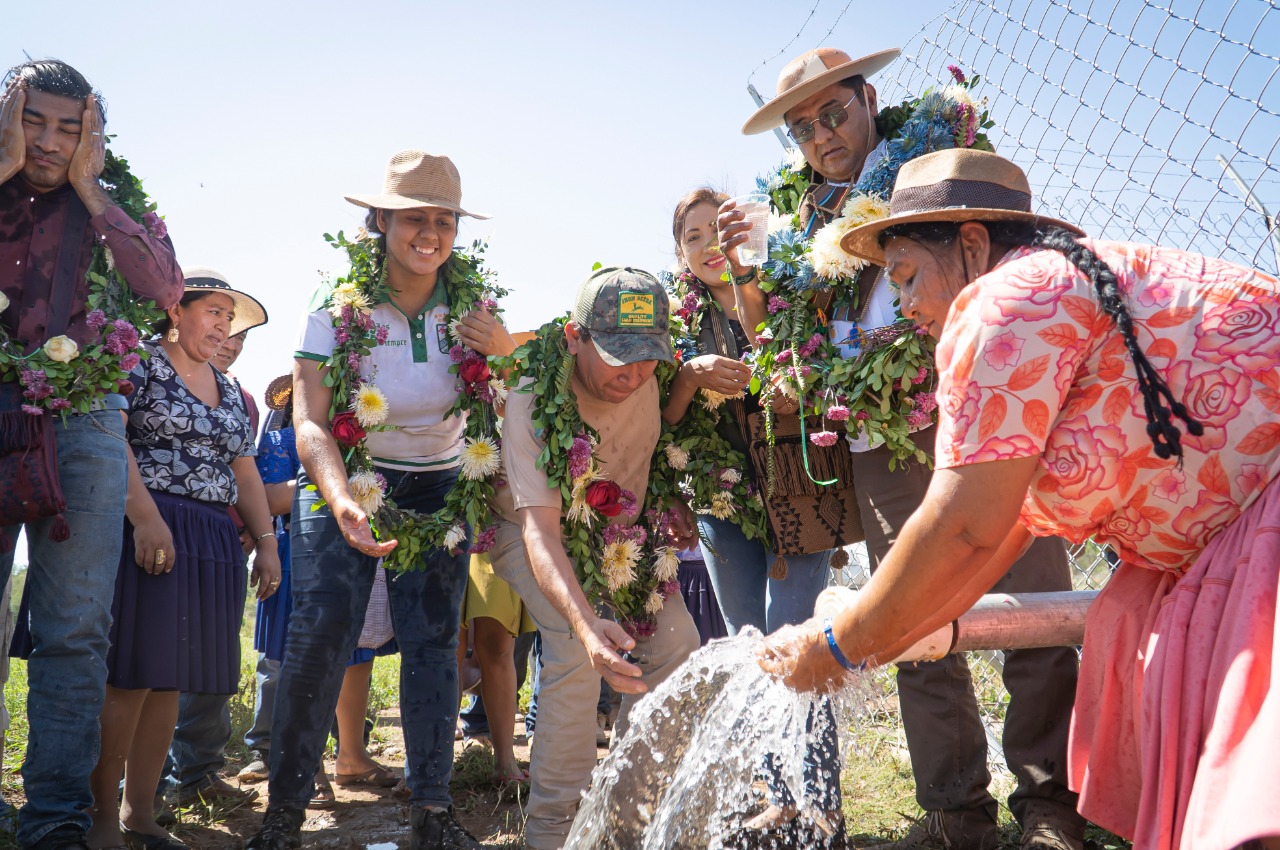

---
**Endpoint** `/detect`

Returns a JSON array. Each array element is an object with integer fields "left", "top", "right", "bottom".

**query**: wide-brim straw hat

[
  {"left": 181, "top": 267, "right": 268, "bottom": 336},
  {"left": 345, "top": 150, "right": 490, "bottom": 219},
  {"left": 265, "top": 373, "right": 293, "bottom": 411},
  {"left": 742, "top": 47, "right": 901, "bottom": 136},
  {"left": 840, "top": 149, "right": 1087, "bottom": 266}
]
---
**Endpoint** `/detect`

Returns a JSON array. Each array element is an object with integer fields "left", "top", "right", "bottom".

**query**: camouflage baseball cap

[{"left": 571, "top": 267, "right": 674, "bottom": 366}]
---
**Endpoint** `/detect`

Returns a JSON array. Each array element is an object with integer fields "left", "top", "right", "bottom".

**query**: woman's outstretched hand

[{"left": 757, "top": 585, "right": 862, "bottom": 692}]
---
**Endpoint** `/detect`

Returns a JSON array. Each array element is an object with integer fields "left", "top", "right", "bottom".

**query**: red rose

[
  {"left": 585, "top": 480, "right": 624, "bottom": 517},
  {"left": 458, "top": 357, "right": 491, "bottom": 386},
  {"left": 331, "top": 411, "right": 367, "bottom": 448}
]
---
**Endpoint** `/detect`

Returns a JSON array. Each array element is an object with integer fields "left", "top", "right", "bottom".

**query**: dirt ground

[{"left": 170, "top": 708, "right": 570, "bottom": 850}]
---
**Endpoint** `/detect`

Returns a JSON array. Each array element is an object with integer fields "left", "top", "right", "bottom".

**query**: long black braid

[{"left": 879, "top": 221, "right": 1203, "bottom": 459}]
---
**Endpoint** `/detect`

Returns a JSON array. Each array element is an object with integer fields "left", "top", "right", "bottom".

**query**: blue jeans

[
  {"left": 697, "top": 515, "right": 840, "bottom": 812},
  {"left": 697, "top": 515, "right": 832, "bottom": 634},
  {"left": 0, "top": 409, "right": 127, "bottom": 848},
  {"left": 162, "top": 693, "right": 232, "bottom": 795},
  {"left": 268, "top": 468, "right": 468, "bottom": 810},
  {"left": 244, "top": 654, "right": 280, "bottom": 753}
]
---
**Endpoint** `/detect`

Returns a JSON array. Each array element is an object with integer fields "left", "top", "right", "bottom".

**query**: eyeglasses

[{"left": 786, "top": 91, "right": 861, "bottom": 145}]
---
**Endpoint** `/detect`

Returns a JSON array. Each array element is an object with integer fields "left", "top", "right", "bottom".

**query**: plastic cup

[{"left": 731, "top": 192, "right": 770, "bottom": 267}]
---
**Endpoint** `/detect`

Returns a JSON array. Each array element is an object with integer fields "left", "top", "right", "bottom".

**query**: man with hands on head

[
  {"left": 0, "top": 59, "right": 182, "bottom": 850},
  {"left": 488, "top": 267, "right": 701, "bottom": 850}
]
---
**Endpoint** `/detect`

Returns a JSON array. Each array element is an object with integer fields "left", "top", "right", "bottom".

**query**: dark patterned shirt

[
  {"left": 128, "top": 342, "right": 255, "bottom": 505},
  {"left": 0, "top": 176, "right": 183, "bottom": 352}
]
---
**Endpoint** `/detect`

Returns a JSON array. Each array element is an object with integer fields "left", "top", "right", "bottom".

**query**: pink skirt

[{"left": 1069, "top": 477, "right": 1280, "bottom": 850}]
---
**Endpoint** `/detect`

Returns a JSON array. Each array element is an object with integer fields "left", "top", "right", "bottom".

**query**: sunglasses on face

[{"left": 786, "top": 90, "right": 861, "bottom": 145}]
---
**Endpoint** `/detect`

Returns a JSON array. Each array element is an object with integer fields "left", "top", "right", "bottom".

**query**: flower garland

[
  {"left": 751, "top": 67, "right": 994, "bottom": 468},
  {"left": 0, "top": 150, "right": 164, "bottom": 416},
  {"left": 313, "top": 230, "right": 508, "bottom": 573},
  {"left": 498, "top": 314, "right": 689, "bottom": 635},
  {"left": 665, "top": 270, "right": 769, "bottom": 543}
]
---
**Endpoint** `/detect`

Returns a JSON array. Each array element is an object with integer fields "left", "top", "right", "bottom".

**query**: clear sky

[{"left": 4, "top": 0, "right": 951, "bottom": 409}]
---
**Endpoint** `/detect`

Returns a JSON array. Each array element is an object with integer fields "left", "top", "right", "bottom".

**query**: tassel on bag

[
  {"left": 830, "top": 548, "right": 850, "bottom": 570},
  {"left": 769, "top": 554, "right": 789, "bottom": 581}
]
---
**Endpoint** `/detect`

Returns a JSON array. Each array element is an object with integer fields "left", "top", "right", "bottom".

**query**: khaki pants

[{"left": 490, "top": 519, "right": 700, "bottom": 850}]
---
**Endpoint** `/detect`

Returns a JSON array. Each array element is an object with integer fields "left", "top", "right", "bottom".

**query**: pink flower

[
  {"left": 335, "top": 329, "right": 351, "bottom": 345},
  {"left": 913, "top": 392, "right": 938, "bottom": 415},
  {"left": 470, "top": 526, "right": 498, "bottom": 554},
  {"left": 775, "top": 349, "right": 792, "bottom": 364},
  {"left": 142, "top": 211, "right": 167, "bottom": 239},
  {"left": 1172, "top": 490, "right": 1239, "bottom": 552},
  {"left": 767, "top": 295, "right": 790, "bottom": 314},
  {"left": 1151, "top": 470, "right": 1187, "bottom": 502},
  {"left": 86, "top": 310, "right": 108, "bottom": 331},
  {"left": 375, "top": 325, "right": 390, "bottom": 345},
  {"left": 968, "top": 434, "right": 1039, "bottom": 462},
  {"left": 809, "top": 430, "right": 838, "bottom": 447},
  {"left": 119, "top": 352, "right": 141, "bottom": 371},
  {"left": 826, "top": 405, "right": 850, "bottom": 422},
  {"left": 662, "top": 580, "right": 681, "bottom": 597},
  {"left": 476, "top": 297, "right": 498, "bottom": 311},
  {"left": 1136, "top": 281, "right": 1176, "bottom": 309},
  {"left": 618, "top": 488, "right": 639, "bottom": 517},
  {"left": 939, "top": 378, "right": 983, "bottom": 445},
  {"left": 913, "top": 365, "right": 930, "bottom": 385},
  {"left": 1041, "top": 416, "right": 1128, "bottom": 500},
  {"left": 981, "top": 330, "right": 1025, "bottom": 371},
  {"left": 631, "top": 620, "right": 656, "bottom": 637},
  {"left": 1193, "top": 299, "right": 1280, "bottom": 376},
  {"left": 1235, "top": 463, "right": 1269, "bottom": 497},
  {"left": 978, "top": 272, "right": 1073, "bottom": 327},
  {"left": 449, "top": 344, "right": 466, "bottom": 364},
  {"left": 1099, "top": 501, "right": 1153, "bottom": 548},
  {"left": 567, "top": 434, "right": 593, "bottom": 480},
  {"left": 854, "top": 410, "right": 870, "bottom": 421},
  {"left": 915, "top": 324, "right": 930, "bottom": 336},
  {"left": 798, "top": 333, "right": 824, "bottom": 358},
  {"left": 346, "top": 352, "right": 361, "bottom": 371},
  {"left": 948, "top": 65, "right": 967, "bottom": 84},
  {"left": 21, "top": 404, "right": 42, "bottom": 415},
  {"left": 48, "top": 397, "right": 71, "bottom": 411},
  {"left": 1166, "top": 360, "right": 1251, "bottom": 451}
]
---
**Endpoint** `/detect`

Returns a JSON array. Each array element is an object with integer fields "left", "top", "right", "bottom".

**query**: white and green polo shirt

[{"left": 296, "top": 285, "right": 464, "bottom": 472}]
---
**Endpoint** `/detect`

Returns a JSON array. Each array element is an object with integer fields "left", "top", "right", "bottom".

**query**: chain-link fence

[{"left": 824, "top": 0, "right": 1278, "bottom": 795}]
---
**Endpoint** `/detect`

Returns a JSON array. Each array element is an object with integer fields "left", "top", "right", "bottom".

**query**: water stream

[{"left": 565, "top": 629, "right": 865, "bottom": 850}]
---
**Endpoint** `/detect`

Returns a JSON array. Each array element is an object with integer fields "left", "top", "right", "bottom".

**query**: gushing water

[{"left": 565, "top": 629, "right": 864, "bottom": 850}]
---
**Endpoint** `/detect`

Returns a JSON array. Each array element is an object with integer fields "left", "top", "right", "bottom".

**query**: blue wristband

[{"left": 823, "top": 617, "right": 862, "bottom": 672}]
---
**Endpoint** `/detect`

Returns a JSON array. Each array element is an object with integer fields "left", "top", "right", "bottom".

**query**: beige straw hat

[
  {"left": 181, "top": 267, "right": 268, "bottom": 336},
  {"left": 344, "top": 150, "right": 490, "bottom": 219},
  {"left": 264, "top": 373, "right": 293, "bottom": 411},
  {"left": 839, "top": 149, "right": 1086, "bottom": 266},
  {"left": 742, "top": 47, "right": 901, "bottom": 136}
]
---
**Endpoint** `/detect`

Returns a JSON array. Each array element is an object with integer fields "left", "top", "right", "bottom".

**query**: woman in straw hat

[
  {"left": 760, "top": 148, "right": 1280, "bottom": 850},
  {"left": 84, "top": 269, "right": 279, "bottom": 850},
  {"left": 246, "top": 151, "right": 511, "bottom": 850}
]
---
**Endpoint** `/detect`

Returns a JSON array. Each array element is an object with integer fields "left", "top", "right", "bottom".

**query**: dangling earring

[{"left": 167, "top": 327, "right": 180, "bottom": 343}]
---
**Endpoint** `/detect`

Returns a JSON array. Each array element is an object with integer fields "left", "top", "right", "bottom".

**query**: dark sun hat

[{"left": 840, "top": 149, "right": 1087, "bottom": 266}]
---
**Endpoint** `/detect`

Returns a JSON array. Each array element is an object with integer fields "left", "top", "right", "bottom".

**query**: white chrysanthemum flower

[
  {"left": 644, "top": 590, "right": 665, "bottom": 616},
  {"left": 567, "top": 473, "right": 601, "bottom": 526},
  {"left": 653, "top": 546, "right": 679, "bottom": 583},
  {"left": 448, "top": 316, "right": 465, "bottom": 341},
  {"left": 443, "top": 523, "right": 467, "bottom": 550},
  {"left": 459, "top": 436, "right": 501, "bottom": 480},
  {"left": 720, "top": 468, "right": 742, "bottom": 485},
  {"left": 348, "top": 469, "right": 385, "bottom": 516},
  {"left": 701, "top": 388, "right": 745, "bottom": 411},
  {"left": 841, "top": 192, "right": 891, "bottom": 226},
  {"left": 767, "top": 211, "right": 793, "bottom": 236},
  {"left": 487, "top": 377, "right": 509, "bottom": 403},
  {"left": 104, "top": 247, "right": 115, "bottom": 272},
  {"left": 946, "top": 84, "right": 977, "bottom": 110},
  {"left": 328, "top": 281, "right": 371, "bottom": 317},
  {"left": 784, "top": 146, "right": 808, "bottom": 173},
  {"left": 709, "top": 493, "right": 736, "bottom": 520},
  {"left": 810, "top": 218, "right": 866, "bottom": 281},
  {"left": 600, "top": 540, "right": 640, "bottom": 592},
  {"left": 352, "top": 383, "right": 389, "bottom": 427},
  {"left": 664, "top": 443, "right": 689, "bottom": 471}
]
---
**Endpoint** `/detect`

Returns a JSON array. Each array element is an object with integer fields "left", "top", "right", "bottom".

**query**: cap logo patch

[{"left": 617, "top": 291, "right": 656, "bottom": 328}]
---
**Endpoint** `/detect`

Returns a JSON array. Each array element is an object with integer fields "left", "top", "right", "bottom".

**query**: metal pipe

[
  {"left": 748, "top": 83, "right": 794, "bottom": 151},
  {"left": 1216, "top": 154, "right": 1280, "bottom": 273},
  {"left": 891, "top": 590, "right": 1098, "bottom": 663}
]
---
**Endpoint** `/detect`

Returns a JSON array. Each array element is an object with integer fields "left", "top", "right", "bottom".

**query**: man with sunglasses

[{"left": 718, "top": 48, "right": 1086, "bottom": 850}]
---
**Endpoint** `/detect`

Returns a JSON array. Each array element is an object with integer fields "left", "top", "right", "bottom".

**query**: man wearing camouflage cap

[{"left": 490, "top": 267, "right": 700, "bottom": 850}]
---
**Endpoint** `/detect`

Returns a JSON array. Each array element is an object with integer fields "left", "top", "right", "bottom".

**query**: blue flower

[{"left": 764, "top": 228, "right": 820, "bottom": 293}]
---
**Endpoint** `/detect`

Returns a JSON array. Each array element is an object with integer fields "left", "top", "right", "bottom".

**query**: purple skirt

[
  {"left": 678, "top": 557, "right": 729, "bottom": 646},
  {"left": 107, "top": 490, "right": 246, "bottom": 694}
]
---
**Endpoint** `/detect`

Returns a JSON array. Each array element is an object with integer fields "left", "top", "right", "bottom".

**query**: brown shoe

[
  {"left": 869, "top": 809, "right": 1000, "bottom": 850},
  {"left": 1018, "top": 802, "right": 1085, "bottom": 850},
  {"left": 176, "top": 775, "right": 259, "bottom": 808}
]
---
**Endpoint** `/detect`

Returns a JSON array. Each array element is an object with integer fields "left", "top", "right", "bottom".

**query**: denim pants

[
  {"left": 268, "top": 468, "right": 467, "bottom": 810},
  {"left": 697, "top": 515, "right": 841, "bottom": 812},
  {"left": 244, "top": 654, "right": 280, "bottom": 753},
  {"left": 162, "top": 693, "right": 233, "bottom": 795},
  {"left": 0, "top": 408, "right": 127, "bottom": 848}
]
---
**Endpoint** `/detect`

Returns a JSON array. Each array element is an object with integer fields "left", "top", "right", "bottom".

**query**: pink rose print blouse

[{"left": 934, "top": 240, "right": 1280, "bottom": 574}]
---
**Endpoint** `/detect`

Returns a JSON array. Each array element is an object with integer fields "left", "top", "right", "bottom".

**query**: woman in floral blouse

[
  {"left": 87, "top": 271, "right": 280, "bottom": 850},
  {"left": 761, "top": 149, "right": 1280, "bottom": 850}
]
